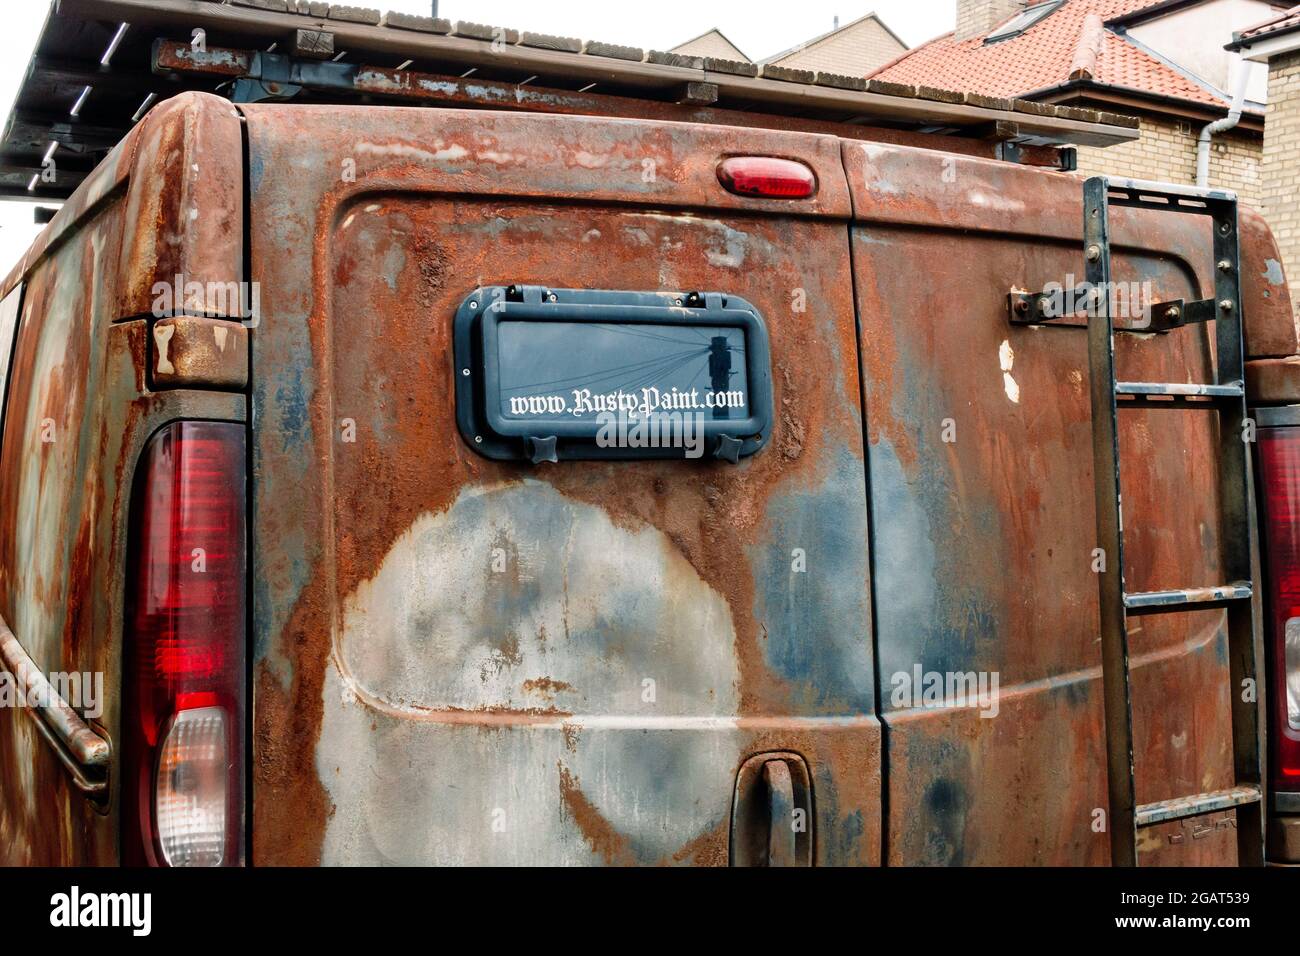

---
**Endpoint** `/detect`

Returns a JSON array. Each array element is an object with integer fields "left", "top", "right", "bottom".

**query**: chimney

[{"left": 956, "top": 0, "right": 1026, "bottom": 41}]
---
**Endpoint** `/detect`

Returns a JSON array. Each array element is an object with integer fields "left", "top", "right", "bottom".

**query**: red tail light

[
  {"left": 123, "top": 421, "right": 246, "bottom": 866},
  {"left": 1256, "top": 426, "right": 1300, "bottom": 792},
  {"left": 717, "top": 157, "right": 817, "bottom": 199}
]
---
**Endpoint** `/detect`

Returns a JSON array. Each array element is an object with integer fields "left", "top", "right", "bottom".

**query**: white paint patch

[
  {"left": 636, "top": 213, "right": 750, "bottom": 269},
  {"left": 998, "top": 339, "right": 1014, "bottom": 371},
  {"left": 967, "top": 190, "right": 1027, "bottom": 215},
  {"left": 364, "top": 203, "right": 381, "bottom": 213},
  {"left": 356, "top": 141, "right": 469, "bottom": 163},
  {"left": 476, "top": 149, "right": 524, "bottom": 166},
  {"left": 999, "top": 339, "right": 1020, "bottom": 404},
  {"left": 153, "top": 324, "right": 175, "bottom": 374},
  {"left": 212, "top": 325, "right": 228, "bottom": 352},
  {"left": 317, "top": 481, "right": 744, "bottom": 864},
  {"left": 571, "top": 150, "right": 610, "bottom": 169}
]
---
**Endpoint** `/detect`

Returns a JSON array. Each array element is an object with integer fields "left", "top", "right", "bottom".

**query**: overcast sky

[{"left": 0, "top": 0, "right": 955, "bottom": 276}]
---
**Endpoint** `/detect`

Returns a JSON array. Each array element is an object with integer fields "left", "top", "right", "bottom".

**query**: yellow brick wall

[
  {"left": 1074, "top": 115, "right": 1262, "bottom": 209},
  {"left": 670, "top": 32, "right": 749, "bottom": 62},
  {"left": 771, "top": 18, "right": 907, "bottom": 76},
  {"left": 1262, "top": 50, "right": 1300, "bottom": 307}
]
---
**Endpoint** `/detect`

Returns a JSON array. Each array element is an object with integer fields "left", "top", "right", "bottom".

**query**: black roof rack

[{"left": 1, "top": 0, "right": 1140, "bottom": 202}]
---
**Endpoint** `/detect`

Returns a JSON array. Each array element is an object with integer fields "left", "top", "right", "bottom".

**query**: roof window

[{"left": 985, "top": 0, "right": 1065, "bottom": 43}]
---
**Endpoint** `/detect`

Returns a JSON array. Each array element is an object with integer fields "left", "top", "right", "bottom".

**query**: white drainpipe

[{"left": 1197, "top": 58, "right": 1250, "bottom": 187}]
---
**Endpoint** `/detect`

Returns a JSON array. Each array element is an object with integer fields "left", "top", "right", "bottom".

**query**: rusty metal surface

[
  {"left": 1240, "top": 205, "right": 1297, "bottom": 359},
  {"left": 244, "top": 103, "right": 879, "bottom": 865},
  {"left": 1246, "top": 356, "right": 1300, "bottom": 404},
  {"left": 1268, "top": 814, "right": 1300, "bottom": 862},
  {"left": 847, "top": 141, "right": 1258, "bottom": 865},
  {"left": 0, "top": 92, "right": 247, "bottom": 864},
  {"left": 152, "top": 316, "right": 249, "bottom": 390}
]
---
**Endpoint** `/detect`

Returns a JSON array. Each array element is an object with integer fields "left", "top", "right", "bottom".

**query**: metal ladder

[{"left": 1013, "top": 176, "right": 1265, "bottom": 866}]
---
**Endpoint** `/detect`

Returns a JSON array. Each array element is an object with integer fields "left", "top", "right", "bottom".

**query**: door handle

[
  {"left": 763, "top": 759, "right": 798, "bottom": 867},
  {"left": 731, "top": 751, "right": 813, "bottom": 866},
  {"left": 0, "top": 617, "right": 108, "bottom": 796}
]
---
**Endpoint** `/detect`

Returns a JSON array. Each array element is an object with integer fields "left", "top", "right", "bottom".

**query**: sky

[{"left": 0, "top": 0, "right": 956, "bottom": 276}]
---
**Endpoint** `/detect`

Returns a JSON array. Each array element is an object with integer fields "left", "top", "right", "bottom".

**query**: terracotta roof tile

[
  {"left": 1235, "top": 4, "right": 1300, "bottom": 42},
  {"left": 871, "top": 0, "right": 1231, "bottom": 109}
]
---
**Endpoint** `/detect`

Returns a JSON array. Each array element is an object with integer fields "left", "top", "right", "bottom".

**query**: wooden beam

[
  {"left": 0, "top": 163, "right": 88, "bottom": 199},
  {"left": 2, "top": 113, "right": 127, "bottom": 156},
  {"left": 26, "top": 56, "right": 182, "bottom": 99}
]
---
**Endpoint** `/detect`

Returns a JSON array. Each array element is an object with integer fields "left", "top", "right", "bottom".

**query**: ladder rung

[
  {"left": 1104, "top": 176, "right": 1237, "bottom": 203},
  {"left": 1115, "top": 381, "right": 1243, "bottom": 398},
  {"left": 1123, "top": 582, "right": 1252, "bottom": 613},
  {"left": 1135, "top": 785, "right": 1261, "bottom": 828}
]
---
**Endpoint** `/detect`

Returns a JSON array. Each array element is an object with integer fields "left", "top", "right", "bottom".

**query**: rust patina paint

[
  {"left": 4, "top": 86, "right": 1291, "bottom": 864},
  {"left": 246, "top": 104, "right": 879, "bottom": 865},
  {"left": 847, "top": 141, "right": 1290, "bottom": 865},
  {"left": 0, "top": 92, "right": 245, "bottom": 864}
]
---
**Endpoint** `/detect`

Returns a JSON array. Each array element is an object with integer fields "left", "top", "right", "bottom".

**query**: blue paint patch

[
  {"left": 867, "top": 436, "right": 1004, "bottom": 690},
  {"left": 270, "top": 359, "right": 310, "bottom": 454},
  {"left": 1264, "top": 258, "right": 1286, "bottom": 287},
  {"left": 921, "top": 776, "right": 968, "bottom": 866},
  {"left": 249, "top": 150, "right": 265, "bottom": 195},
  {"left": 748, "top": 441, "right": 875, "bottom": 714},
  {"left": 1213, "top": 625, "right": 1229, "bottom": 667}
]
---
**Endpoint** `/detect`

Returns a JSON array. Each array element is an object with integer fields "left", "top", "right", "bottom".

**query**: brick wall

[
  {"left": 771, "top": 18, "right": 907, "bottom": 76},
  {"left": 670, "top": 32, "right": 749, "bottom": 62},
  {"left": 1074, "top": 115, "right": 1262, "bottom": 209},
  {"left": 1262, "top": 49, "right": 1300, "bottom": 307},
  {"left": 956, "top": 0, "right": 1025, "bottom": 41}
]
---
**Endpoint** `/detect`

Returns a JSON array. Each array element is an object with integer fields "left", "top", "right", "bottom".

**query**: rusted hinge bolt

[
  {"left": 1219, "top": 299, "right": 1234, "bottom": 312},
  {"left": 1217, "top": 259, "right": 1233, "bottom": 273},
  {"left": 1014, "top": 298, "right": 1030, "bottom": 315},
  {"left": 1086, "top": 244, "right": 1102, "bottom": 262}
]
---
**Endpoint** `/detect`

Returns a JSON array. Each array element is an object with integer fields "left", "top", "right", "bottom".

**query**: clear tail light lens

[
  {"left": 1255, "top": 426, "right": 1300, "bottom": 791},
  {"left": 155, "top": 707, "right": 229, "bottom": 866},
  {"left": 123, "top": 421, "right": 246, "bottom": 866}
]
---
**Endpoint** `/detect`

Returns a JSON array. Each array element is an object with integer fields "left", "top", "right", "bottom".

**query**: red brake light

[
  {"left": 1256, "top": 426, "right": 1300, "bottom": 792},
  {"left": 123, "top": 421, "right": 246, "bottom": 866},
  {"left": 717, "top": 157, "right": 817, "bottom": 199}
]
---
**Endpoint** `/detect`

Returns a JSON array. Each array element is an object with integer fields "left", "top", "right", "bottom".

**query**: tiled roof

[
  {"left": 1234, "top": 4, "right": 1300, "bottom": 43},
  {"left": 871, "top": 0, "right": 1237, "bottom": 110}
]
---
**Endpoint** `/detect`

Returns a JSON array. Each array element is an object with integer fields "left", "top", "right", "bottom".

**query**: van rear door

[
  {"left": 847, "top": 142, "right": 1244, "bottom": 865},
  {"left": 243, "top": 105, "right": 881, "bottom": 865}
]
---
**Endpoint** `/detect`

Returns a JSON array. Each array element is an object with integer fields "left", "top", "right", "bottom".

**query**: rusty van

[{"left": 0, "top": 1, "right": 1297, "bottom": 868}]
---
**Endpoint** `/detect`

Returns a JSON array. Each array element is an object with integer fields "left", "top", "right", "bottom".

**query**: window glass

[{"left": 986, "top": 0, "right": 1063, "bottom": 42}]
